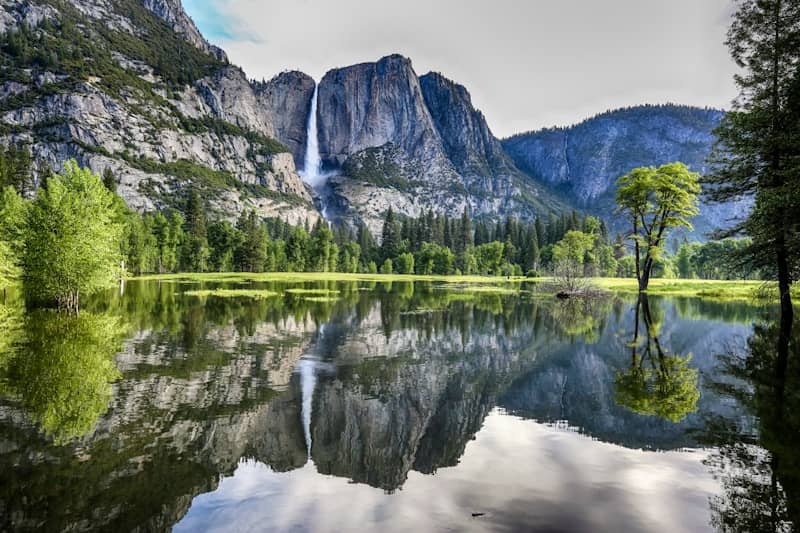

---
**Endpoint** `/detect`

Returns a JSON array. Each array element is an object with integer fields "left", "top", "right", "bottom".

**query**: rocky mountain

[
  {"left": 315, "top": 55, "right": 563, "bottom": 232},
  {"left": 0, "top": 0, "right": 742, "bottom": 239},
  {"left": 502, "top": 105, "right": 749, "bottom": 239},
  {"left": 0, "top": 0, "right": 320, "bottom": 225}
]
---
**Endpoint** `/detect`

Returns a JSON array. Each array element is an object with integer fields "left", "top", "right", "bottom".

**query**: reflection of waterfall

[
  {"left": 299, "top": 359, "right": 317, "bottom": 459},
  {"left": 300, "top": 84, "right": 331, "bottom": 220}
]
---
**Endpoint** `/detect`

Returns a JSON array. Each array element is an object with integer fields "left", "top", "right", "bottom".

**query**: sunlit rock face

[
  {"left": 314, "top": 55, "right": 563, "bottom": 232},
  {"left": 0, "top": 0, "right": 319, "bottom": 225}
]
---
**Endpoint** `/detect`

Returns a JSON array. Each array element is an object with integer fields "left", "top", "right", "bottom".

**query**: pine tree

[
  {"left": 380, "top": 208, "right": 400, "bottom": 261},
  {"left": 181, "top": 188, "right": 209, "bottom": 272},
  {"left": 706, "top": 0, "right": 800, "bottom": 322}
]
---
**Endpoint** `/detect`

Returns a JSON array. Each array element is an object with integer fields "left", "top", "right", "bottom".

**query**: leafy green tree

[
  {"left": 616, "top": 162, "right": 700, "bottom": 291},
  {"left": 152, "top": 212, "right": 183, "bottom": 273},
  {"left": 597, "top": 245, "right": 618, "bottom": 277},
  {"left": 474, "top": 241, "right": 505, "bottom": 275},
  {"left": 380, "top": 258, "right": 393, "bottom": 274},
  {"left": 395, "top": 252, "right": 415, "bottom": 274},
  {"left": 22, "top": 161, "right": 123, "bottom": 310}
]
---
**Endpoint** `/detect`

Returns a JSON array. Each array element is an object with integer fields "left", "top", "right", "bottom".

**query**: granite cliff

[{"left": 503, "top": 105, "right": 748, "bottom": 238}]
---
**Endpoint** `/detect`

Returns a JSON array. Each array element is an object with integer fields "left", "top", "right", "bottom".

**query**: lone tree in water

[
  {"left": 615, "top": 162, "right": 700, "bottom": 291},
  {"left": 22, "top": 160, "right": 123, "bottom": 311}
]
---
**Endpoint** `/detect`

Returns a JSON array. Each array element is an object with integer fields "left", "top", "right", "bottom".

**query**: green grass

[
  {"left": 183, "top": 289, "right": 279, "bottom": 299},
  {"left": 589, "top": 277, "right": 795, "bottom": 300},
  {"left": 131, "top": 272, "right": 530, "bottom": 284},
  {"left": 130, "top": 272, "right": 795, "bottom": 301}
]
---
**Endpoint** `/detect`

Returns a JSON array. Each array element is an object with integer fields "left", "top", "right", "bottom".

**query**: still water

[{"left": 0, "top": 279, "right": 797, "bottom": 532}]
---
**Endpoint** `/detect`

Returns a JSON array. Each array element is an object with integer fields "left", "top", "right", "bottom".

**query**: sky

[{"left": 182, "top": 0, "right": 739, "bottom": 138}]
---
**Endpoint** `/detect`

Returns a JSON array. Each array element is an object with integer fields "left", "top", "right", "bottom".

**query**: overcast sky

[{"left": 182, "top": 0, "right": 738, "bottom": 138}]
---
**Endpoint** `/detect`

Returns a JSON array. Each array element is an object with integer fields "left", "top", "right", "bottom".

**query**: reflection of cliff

[
  {"left": 0, "top": 313, "right": 313, "bottom": 533},
  {"left": 308, "top": 306, "right": 544, "bottom": 492}
]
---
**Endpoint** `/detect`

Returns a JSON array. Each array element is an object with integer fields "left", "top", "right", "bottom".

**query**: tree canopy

[
  {"left": 22, "top": 161, "right": 123, "bottom": 310},
  {"left": 616, "top": 162, "right": 700, "bottom": 291}
]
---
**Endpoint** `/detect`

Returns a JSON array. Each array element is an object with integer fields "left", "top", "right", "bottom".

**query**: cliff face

[
  {"left": 502, "top": 105, "right": 747, "bottom": 238},
  {"left": 315, "top": 55, "right": 563, "bottom": 232},
  {"left": 0, "top": 0, "right": 319, "bottom": 225},
  {"left": 254, "top": 71, "right": 316, "bottom": 168}
]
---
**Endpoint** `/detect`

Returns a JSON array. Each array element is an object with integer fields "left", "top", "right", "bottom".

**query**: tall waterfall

[{"left": 300, "top": 85, "right": 324, "bottom": 188}]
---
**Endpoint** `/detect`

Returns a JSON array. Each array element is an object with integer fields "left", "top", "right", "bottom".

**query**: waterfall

[
  {"left": 300, "top": 84, "right": 324, "bottom": 188},
  {"left": 300, "top": 84, "right": 332, "bottom": 220},
  {"left": 299, "top": 359, "right": 317, "bottom": 460}
]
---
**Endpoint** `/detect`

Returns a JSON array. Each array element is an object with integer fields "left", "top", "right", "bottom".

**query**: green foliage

[
  {"left": 395, "top": 252, "right": 415, "bottom": 274},
  {"left": 380, "top": 258, "right": 393, "bottom": 275},
  {"left": 22, "top": 161, "right": 123, "bottom": 310},
  {"left": 616, "top": 162, "right": 701, "bottom": 290},
  {"left": 705, "top": 0, "right": 800, "bottom": 312},
  {"left": 0, "top": 143, "right": 33, "bottom": 195}
]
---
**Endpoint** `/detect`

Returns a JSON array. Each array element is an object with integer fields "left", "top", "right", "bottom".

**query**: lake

[{"left": 0, "top": 278, "right": 797, "bottom": 532}]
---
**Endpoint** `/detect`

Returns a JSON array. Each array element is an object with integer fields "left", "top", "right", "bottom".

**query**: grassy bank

[
  {"left": 590, "top": 277, "right": 794, "bottom": 300},
  {"left": 128, "top": 272, "right": 530, "bottom": 284},
  {"left": 125, "top": 272, "right": 794, "bottom": 300}
]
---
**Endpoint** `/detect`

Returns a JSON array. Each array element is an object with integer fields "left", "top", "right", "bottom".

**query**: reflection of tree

[
  {"left": 0, "top": 311, "right": 123, "bottom": 443},
  {"left": 547, "top": 297, "right": 611, "bottom": 343},
  {"left": 702, "top": 316, "right": 800, "bottom": 532},
  {"left": 614, "top": 295, "right": 700, "bottom": 422}
]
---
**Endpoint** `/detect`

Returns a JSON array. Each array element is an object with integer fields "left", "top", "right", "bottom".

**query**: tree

[
  {"left": 395, "top": 252, "right": 415, "bottom": 274},
  {"left": 616, "top": 162, "right": 700, "bottom": 291},
  {"left": 380, "top": 258, "right": 393, "bottom": 274},
  {"left": 0, "top": 143, "right": 32, "bottom": 195},
  {"left": 22, "top": 161, "right": 123, "bottom": 311},
  {"left": 705, "top": 0, "right": 800, "bottom": 331},
  {"left": 235, "top": 211, "right": 267, "bottom": 272},
  {"left": 102, "top": 167, "right": 117, "bottom": 194},
  {"left": 380, "top": 208, "right": 400, "bottom": 262},
  {"left": 180, "top": 188, "right": 209, "bottom": 272},
  {"left": 0, "top": 186, "right": 27, "bottom": 286},
  {"left": 208, "top": 220, "right": 240, "bottom": 272}
]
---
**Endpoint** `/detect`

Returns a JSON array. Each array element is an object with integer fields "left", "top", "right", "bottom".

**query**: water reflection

[
  {"left": 0, "top": 280, "right": 790, "bottom": 532},
  {"left": 615, "top": 295, "right": 700, "bottom": 423},
  {"left": 701, "top": 317, "right": 800, "bottom": 532}
]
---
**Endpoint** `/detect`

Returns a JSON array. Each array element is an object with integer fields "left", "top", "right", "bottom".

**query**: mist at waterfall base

[{"left": 300, "top": 85, "right": 332, "bottom": 219}]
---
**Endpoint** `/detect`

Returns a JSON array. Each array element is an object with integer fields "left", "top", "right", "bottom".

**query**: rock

[
  {"left": 254, "top": 71, "right": 316, "bottom": 167},
  {"left": 502, "top": 105, "right": 747, "bottom": 239}
]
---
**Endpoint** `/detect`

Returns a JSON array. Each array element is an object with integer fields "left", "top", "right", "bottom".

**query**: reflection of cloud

[{"left": 175, "top": 410, "right": 718, "bottom": 532}]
